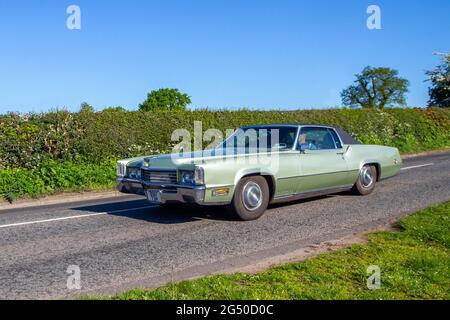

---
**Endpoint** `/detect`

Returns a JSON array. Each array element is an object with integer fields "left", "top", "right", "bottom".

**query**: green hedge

[
  {"left": 0, "top": 107, "right": 449, "bottom": 200},
  {"left": 0, "top": 160, "right": 116, "bottom": 202}
]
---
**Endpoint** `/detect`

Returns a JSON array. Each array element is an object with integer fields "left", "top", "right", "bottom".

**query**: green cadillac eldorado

[{"left": 117, "top": 124, "right": 402, "bottom": 221}]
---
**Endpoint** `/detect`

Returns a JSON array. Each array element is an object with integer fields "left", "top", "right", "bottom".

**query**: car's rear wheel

[
  {"left": 229, "top": 176, "right": 269, "bottom": 221},
  {"left": 352, "top": 164, "right": 377, "bottom": 195}
]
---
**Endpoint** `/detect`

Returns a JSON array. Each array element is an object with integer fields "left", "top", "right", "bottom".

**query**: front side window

[{"left": 298, "top": 127, "right": 338, "bottom": 150}]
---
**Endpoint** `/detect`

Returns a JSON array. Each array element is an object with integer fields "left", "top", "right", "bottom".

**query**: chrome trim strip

[
  {"left": 201, "top": 201, "right": 231, "bottom": 206},
  {"left": 117, "top": 177, "right": 141, "bottom": 184},
  {"left": 277, "top": 169, "right": 358, "bottom": 180},
  {"left": 271, "top": 185, "right": 353, "bottom": 204},
  {"left": 292, "top": 126, "right": 301, "bottom": 151},
  {"left": 141, "top": 168, "right": 177, "bottom": 172},
  {"left": 142, "top": 181, "right": 205, "bottom": 190}
]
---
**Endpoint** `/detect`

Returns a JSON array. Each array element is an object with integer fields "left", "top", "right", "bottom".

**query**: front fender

[{"left": 233, "top": 168, "right": 276, "bottom": 186}]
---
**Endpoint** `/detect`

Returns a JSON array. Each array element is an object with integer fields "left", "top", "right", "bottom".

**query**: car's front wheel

[
  {"left": 229, "top": 176, "right": 270, "bottom": 221},
  {"left": 352, "top": 164, "right": 377, "bottom": 195}
]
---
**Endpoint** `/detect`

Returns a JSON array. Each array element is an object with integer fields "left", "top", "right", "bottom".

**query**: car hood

[
  {"left": 145, "top": 150, "right": 224, "bottom": 169},
  {"left": 145, "top": 148, "right": 284, "bottom": 169}
]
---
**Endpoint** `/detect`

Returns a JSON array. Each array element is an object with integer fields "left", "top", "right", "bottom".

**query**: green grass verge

[{"left": 110, "top": 202, "right": 450, "bottom": 300}]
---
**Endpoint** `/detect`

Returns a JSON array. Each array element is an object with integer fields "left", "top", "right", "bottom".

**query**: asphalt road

[{"left": 0, "top": 152, "right": 449, "bottom": 299}]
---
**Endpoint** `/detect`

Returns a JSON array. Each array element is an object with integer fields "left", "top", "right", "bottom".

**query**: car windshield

[{"left": 218, "top": 126, "right": 298, "bottom": 152}]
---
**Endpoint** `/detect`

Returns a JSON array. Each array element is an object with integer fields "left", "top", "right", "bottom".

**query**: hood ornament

[{"left": 143, "top": 156, "right": 156, "bottom": 167}]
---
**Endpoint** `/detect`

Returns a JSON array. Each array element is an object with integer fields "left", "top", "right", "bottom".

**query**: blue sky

[{"left": 0, "top": 0, "right": 448, "bottom": 113}]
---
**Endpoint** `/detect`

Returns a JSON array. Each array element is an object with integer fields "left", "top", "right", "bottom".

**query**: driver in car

[{"left": 298, "top": 133, "right": 318, "bottom": 150}]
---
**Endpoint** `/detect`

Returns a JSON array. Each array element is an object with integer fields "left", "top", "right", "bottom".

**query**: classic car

[{"left": 117, "top": 124, "right": 402, "bottom": 221}]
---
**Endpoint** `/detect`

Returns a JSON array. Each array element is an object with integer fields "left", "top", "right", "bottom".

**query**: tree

[
  {"left": 103, "top": 106, "right": 126, "bottom": 112},
  {"left": 139, "top": 88, "right": 191, "bottom": 111},
  {"left": 426, "top": 53, "right": 450, "bottom": 108},
  {"left": 79, "top": 102, "right": 94, "bottom": 113},
  {"left": 341, "top": 66, "right": 409, "bottom": 109}
]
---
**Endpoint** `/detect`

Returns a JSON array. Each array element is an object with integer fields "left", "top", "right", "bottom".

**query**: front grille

[{"left": 142, "top": 169, "right": 177, "bottom": 184}]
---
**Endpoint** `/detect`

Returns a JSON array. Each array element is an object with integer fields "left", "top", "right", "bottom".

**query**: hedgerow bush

[
  {"left": 0, "top": 107, "right": 449, "bottom": 200},
  {"left": 0, "top": 159, "right": 116, "bottom": 202}
]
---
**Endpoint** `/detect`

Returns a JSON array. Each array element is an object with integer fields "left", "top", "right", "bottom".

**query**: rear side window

[
  {"left": 335, "top": 128, "right": 361, "bottom": 144},
  {"left": 328, "top": 129, "right": 343, "bottom": 149}
]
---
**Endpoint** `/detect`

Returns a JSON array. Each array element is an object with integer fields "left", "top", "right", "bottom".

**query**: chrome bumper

[
  {"left": 117, "top": 178, "right": 145, "bottom": 195},
  {"left": 142, "top": 182, "right": 206, "bottom": 205},
  {"left": 117, "top": 178, "right": 206, "bottom": 205}
]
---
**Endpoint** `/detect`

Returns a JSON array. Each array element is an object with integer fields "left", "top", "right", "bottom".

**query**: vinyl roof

[{"left": 241, "top": 124, "right": 334, "bottom": 128}]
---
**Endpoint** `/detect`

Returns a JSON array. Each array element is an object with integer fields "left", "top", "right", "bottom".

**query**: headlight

[
  {"left": 180, "top": 167, "right": 204, "bottom": 185},
  {"left": 127, "top": 167, "right": 142, "bottom": 180},
  {"left": 117, "top": 162, "right": 126, "bottom": 177},
  {"left": 180, "top": 170, "right": 195, "bottom": 185},
  {"left": 194, "top": 166, "right": 204, "bottom": 185}
]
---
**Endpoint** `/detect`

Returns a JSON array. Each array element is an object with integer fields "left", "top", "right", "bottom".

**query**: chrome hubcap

[
  {"left": 242, "top": 181, "right": 263, "bottom": 211},
  {"left": 360, "top": 166, "right": 374, "bottom": 188}
]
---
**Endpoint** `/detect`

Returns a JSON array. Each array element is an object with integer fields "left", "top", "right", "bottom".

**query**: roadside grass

[{"left": 110, "top": 202, "right": 450, "bottom": 300}]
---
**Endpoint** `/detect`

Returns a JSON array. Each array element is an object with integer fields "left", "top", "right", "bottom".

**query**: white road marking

[
  {"left": 401, "top": 163, "right": 434, "bottom": 171},
  {"left": 0, "top": 205, "right": 156, "bottom": 229}
]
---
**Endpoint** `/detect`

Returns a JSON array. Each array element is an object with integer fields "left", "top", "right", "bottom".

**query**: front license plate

[{"left": 145, "top": 189, "right": 162, "bottom": 203}]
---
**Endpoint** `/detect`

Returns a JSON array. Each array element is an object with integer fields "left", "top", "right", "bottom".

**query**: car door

[{"left": 295, "top": 126, "right": 350, "bottom": 193}]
